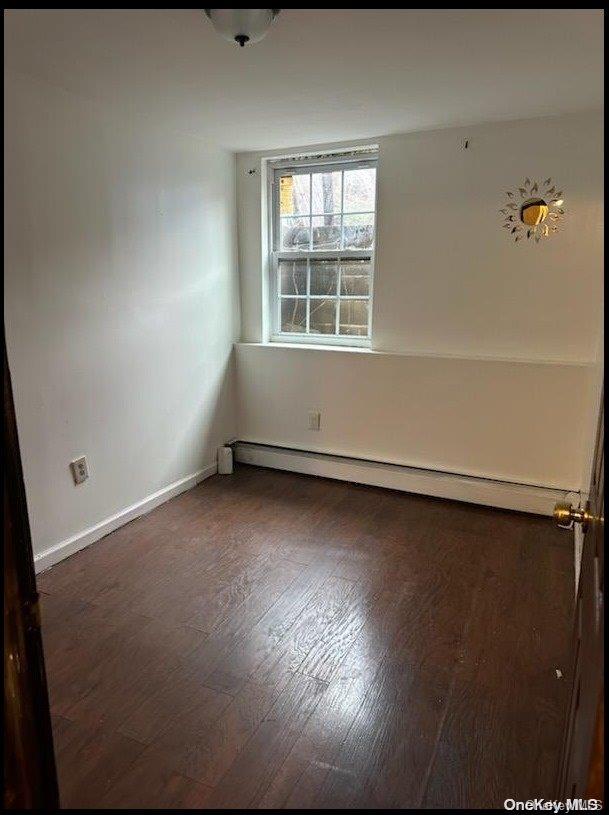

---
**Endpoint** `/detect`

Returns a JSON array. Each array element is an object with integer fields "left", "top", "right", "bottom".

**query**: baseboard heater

[{"left": 233, "top": 441, "right": 573, "bottom": 516}]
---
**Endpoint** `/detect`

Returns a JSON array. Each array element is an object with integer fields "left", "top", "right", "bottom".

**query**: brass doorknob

[{"left": 553, "top": 502, "right": 590, "bottom": 531}]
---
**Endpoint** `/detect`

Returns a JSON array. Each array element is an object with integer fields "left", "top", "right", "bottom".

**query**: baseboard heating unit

[{"left": 233, "top": 441, "right": 574, "bottom": 516}]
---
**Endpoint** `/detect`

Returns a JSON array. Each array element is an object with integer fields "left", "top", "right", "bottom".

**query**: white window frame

[{"left": 267, "top": 152, "right": 378, "bottom": 347}]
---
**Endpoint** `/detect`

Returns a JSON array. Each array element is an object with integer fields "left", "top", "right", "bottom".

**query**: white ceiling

[{"left": 4, "top": 9, "right": 604, "bottom": 152}]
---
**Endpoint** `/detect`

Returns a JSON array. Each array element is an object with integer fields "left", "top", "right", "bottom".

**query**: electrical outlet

[
  {"left": 70, "top": 456, "right": 89, "bottom": 485},
  {"left": 308, "top": 411, "right": 321, "bottom": 431}
]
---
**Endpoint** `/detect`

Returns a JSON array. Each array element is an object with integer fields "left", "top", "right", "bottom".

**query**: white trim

[
  {"left": 268, "top": 150, "right": 379, "bottom": 172},
  {"left": 241, "top": 340, "right": 373, "bottom": 354},
  {"left": 34, "top": 463, "right": 217, "bottom": 574},
  {"left": 235, "top": 341, "right": 596, "bottom": 367},
  {"left": 234, "top": 442, "right": 571, "bottom": 516},
  {"left": 268, "top": 154, "right": 377, "bottom": 346},
  {"left": 270, "top": 333, "right": 370, "bottom": 348},
  {"left": 574, "top": 523, "right": 585, "bottom": 595},
  {"left": 559, "top": 490, "right": 587, "bottom": 597}
]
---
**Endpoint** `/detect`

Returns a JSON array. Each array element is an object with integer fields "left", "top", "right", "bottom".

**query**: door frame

[{"left": 4, "top": 330, "right": 60, "bottom": 809}]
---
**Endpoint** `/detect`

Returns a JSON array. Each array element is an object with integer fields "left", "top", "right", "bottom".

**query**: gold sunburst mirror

[{"left": 500, "top": 178, "right": 565, "bottom": 243}]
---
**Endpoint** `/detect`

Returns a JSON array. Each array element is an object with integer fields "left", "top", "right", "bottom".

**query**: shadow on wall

[{"left": 152, "top": 343, "right": 238, "bottom": 486}]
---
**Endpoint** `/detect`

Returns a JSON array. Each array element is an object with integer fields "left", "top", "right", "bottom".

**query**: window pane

[
  {"left": 339, "top": 299, "right": 369, "bottom": 336},
  {"left": 309, "top": 298, "right": 337, "bottom": 335},
  {"left": 279, "top": 174, "right": 310, "bottom": 216},
  {"left": 340, "top": 259, "right": 371, "bottom": 296},
  {"left": 312, "top": 216, "right": 341, "bottom": 250},
  {"left": 280, "top": 298, "right": 307, "bottom": 333},
  {"left": 343, "top": 168, "right": 376, "bottom": 213},
  {"left": 343, "top": 213, "right": 375, "bottom": 250},
  {"left": 310, "top": 260, "right": 338, "bottom": 296},
  {"left": 281, "top": 217, "right": 311, "bottom": 251},
  {"left": 279, "top": 259, "right": 307, "bottom": 295},
  {"left": 311, "top": 171, "right": 342, "bottom": 214}
]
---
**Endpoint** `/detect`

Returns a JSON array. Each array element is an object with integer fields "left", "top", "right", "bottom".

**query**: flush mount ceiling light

[{"left": 204, "top": 9, "right": 281, "bottom": 47}]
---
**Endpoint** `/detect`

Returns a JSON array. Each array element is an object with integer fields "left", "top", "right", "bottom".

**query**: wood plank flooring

[{"left": 37, "top": 464, "right": 573, "bottom": 809}]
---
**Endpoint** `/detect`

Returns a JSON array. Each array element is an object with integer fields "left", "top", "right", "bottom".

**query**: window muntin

[
  {"left": 270, "top": 156, "right": 377, "bottom": 345},
  {"left": 277, "top": 257, "right": 371, "bottom": 337}
]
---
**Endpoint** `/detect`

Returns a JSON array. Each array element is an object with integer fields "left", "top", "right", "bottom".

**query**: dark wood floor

[{"left": 37, "top": 464, "right": 573, "bottom": 809}]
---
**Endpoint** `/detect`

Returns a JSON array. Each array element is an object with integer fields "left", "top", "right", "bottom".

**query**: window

[{"left": 269, "top": 153, "right": 377, "bottom": 346}]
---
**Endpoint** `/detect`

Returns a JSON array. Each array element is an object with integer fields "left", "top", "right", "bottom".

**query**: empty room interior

[{"left": 3, "top": 8, "right": 605, "bottom": 811}]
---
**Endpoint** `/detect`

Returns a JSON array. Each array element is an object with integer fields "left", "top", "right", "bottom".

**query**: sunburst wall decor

[{"left": 500, "top": 178, "right": 565, "bottom": 243}]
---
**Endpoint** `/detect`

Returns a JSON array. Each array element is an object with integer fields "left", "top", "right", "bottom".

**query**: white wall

[
  {"left": 236, "top": 113, "right": 603, "bottom": 492},
  {"left": 4, "top": 71, "right": 240, "bottom": 561},
  {"left": 236, "top": 345, "right": 594, "bottom": 491}
]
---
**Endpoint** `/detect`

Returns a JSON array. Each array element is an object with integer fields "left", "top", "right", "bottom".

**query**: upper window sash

[{"left": 270, "top": 157, "right": 378, "bottom": 255}]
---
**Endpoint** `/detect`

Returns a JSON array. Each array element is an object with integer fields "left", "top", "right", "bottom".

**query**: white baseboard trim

[
  {"left": 34, "top": 463, "right": 217, "bottom": 574},
  {"left": 234, "top": 442, "right": 571, "bottom": 516}
]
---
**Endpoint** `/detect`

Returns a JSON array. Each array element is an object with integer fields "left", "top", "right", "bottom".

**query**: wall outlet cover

[
  {"left": 308, "top": 411, "right": 321, "bottom": 431},
  {"left": 70, "top": 456, "right": 89, "bottom": 485}
]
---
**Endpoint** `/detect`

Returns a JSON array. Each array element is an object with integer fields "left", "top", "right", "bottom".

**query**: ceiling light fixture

[{"left": 204, "top": 9, "right": 281, "bottom": 47}]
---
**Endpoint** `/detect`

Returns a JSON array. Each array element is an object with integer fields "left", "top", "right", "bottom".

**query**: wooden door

[
  {"left": 4, "top": 332, "right": 60, "bottom": 809},
  {"left": 557, "top": 390, "right": 604, "bottom": 803}
]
